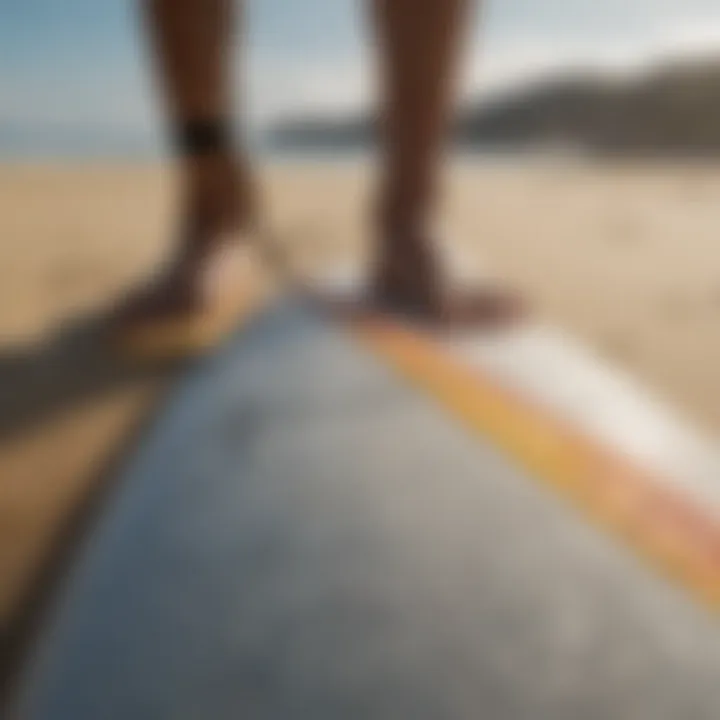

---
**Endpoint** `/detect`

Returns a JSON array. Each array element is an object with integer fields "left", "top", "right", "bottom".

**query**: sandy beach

[{"left": 2, "top": 158, "right": 720, "bottom": 656}]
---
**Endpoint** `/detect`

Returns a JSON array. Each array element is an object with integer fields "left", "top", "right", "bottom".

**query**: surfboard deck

[{"left": 13, "top": 299, "right": 720, "bottom": 719}]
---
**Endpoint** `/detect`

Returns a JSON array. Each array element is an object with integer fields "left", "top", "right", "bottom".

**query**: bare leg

[
  {"left": 116, "top": 0, "right": 256, "bottom": 328},
  {"left": 371, "top": 0, "right": 521, "bottom": 326}
]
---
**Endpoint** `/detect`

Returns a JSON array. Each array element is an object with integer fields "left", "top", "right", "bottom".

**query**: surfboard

[{"left": 13, "top": 297, "right": 720, "bottom": 719}]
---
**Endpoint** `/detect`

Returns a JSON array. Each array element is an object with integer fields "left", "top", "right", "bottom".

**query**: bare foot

[
  {"left": 111, "top": 156, "right": 260, "bottom": 334},
  {"left": 110, "top": 230, "right": 245, "bottom": 330},
  {"left": 370, "top": 234, "right": 525, "bottom": 330}
]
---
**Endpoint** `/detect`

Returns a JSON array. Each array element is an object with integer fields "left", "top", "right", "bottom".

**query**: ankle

[
  {"left": 183, "top": 153, "right": 256, "bottom": 235},
  {"left": 376, "top": 185, "right": 436, "bottom": 247},
  {"left": 376, "top": 210, "right": 436, "bottom": 259}
]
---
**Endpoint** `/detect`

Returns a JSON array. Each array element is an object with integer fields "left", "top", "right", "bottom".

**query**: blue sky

[{"left": 3, "top": 0, "right": 720, "bottom": 155}]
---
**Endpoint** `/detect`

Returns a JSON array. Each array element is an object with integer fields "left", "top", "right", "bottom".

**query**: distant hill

[
  {"left": 269, "top": 115, "right": 372, "bottom": 152},
  {"left": 269, "top": 57, "right": 720, "bottom": 156}
]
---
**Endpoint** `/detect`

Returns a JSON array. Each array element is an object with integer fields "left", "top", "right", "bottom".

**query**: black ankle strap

[{"left": 176, "top": 120, "right": 232, "bottom": 156}]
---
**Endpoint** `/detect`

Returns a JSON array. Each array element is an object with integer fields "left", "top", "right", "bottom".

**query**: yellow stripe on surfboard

[{"left": 353, "top": 316, "right": 720, "bottom": 612}]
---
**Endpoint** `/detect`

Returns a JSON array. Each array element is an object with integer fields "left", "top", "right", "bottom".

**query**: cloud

[
  {"left": 247, "top": 55, "right": 373, "bottom": 126},
  {"left": 252, "top": 9, "right": 720, "bottom": 121}
]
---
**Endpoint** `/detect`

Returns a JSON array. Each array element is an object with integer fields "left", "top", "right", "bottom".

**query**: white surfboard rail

[{"left": 454, "top": 323, "right": 720, "bottom": 506}]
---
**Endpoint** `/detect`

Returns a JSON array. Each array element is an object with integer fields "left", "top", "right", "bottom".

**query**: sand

[
  {"left": 268, "top": 158, "right": 720, "bottom": 433},
  {"left": 1, "top": 158, "right": 720, "bottom": 656}
]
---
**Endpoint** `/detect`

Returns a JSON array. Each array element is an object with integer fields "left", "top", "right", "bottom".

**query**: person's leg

[
  {"left": 117, "top": 0, "right": 256, "bottom": 328},
  {"left": 147, "top": 0, "right": 255, "bottom": 231},
  {"left": 371, "top": 0, "right": 520, "bottom": 325}
]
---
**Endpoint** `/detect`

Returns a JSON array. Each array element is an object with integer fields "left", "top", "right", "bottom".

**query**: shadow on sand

[
  {"left": 0, "top": 310, "right": 175, "bottom": 444},
  {"left": 0, "top": 310, "right": 179, "bottom": 705}
]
